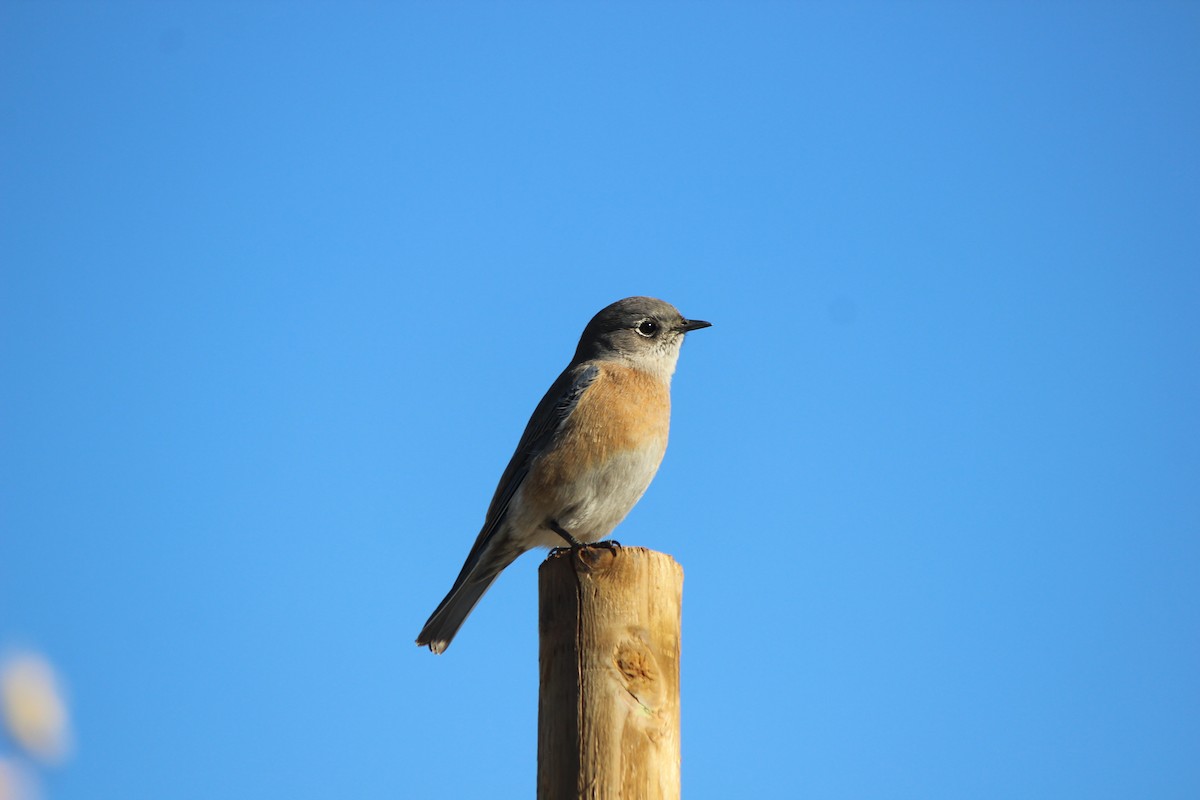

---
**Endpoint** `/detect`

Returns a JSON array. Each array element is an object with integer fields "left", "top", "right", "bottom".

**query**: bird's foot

[
  {"left": 548, "top": 519, "right": 585, "bottom": 548},
  {"left": 548, "top": 521, "right": 623, "bottom": 557}
]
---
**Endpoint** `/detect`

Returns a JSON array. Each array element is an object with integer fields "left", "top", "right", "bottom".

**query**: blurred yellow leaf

[{"left": 1, "top": 654, "right": 71, "bottom": 764}]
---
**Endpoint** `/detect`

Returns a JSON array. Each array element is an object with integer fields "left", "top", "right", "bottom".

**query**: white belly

[{"left": 515, "top": 444, "right": 667, "bottom": 549}]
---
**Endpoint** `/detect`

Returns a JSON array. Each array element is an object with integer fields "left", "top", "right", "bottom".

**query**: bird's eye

[{"left": 636, "top": 320, "right": 658, "bottom": 337}]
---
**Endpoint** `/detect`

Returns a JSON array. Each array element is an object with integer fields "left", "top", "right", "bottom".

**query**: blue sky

[{"left": 2, "top": 2, "right": 1198, "bottom": 798}]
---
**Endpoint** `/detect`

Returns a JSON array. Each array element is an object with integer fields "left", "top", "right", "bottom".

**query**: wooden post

[{"left": 537, "top": 546, "right": 683, "bottom": 800}]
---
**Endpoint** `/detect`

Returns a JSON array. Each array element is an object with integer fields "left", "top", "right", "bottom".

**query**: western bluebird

[{"left": 416, "top": 296, "right": 711, "bottom": 654}]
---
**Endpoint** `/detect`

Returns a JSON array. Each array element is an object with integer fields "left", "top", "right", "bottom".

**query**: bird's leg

[
  {"left": 548, "top": 519, "right": 585, "bottom": 548},
  {"left": 548, "top": 520, "right": 622, "bottom": 554}
]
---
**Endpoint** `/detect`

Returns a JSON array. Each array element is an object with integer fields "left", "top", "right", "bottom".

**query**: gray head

[{"left": 572, "top": 296, "right": 711, "bottom": 378}]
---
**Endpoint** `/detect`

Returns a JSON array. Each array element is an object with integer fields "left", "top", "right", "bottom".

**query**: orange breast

[{"left": 525, "top": 363, "right": 671, "bottom": 500}]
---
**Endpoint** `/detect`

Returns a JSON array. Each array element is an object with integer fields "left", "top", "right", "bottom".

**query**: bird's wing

[{"left": 450, "top": 362, "right": 600, "bottom": 578}]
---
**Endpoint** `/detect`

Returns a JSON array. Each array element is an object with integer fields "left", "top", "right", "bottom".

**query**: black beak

[{"left": 680, "top": 318, "right": 712, "bottom": 332}]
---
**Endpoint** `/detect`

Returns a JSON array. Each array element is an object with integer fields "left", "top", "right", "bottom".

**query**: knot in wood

[
  {"left": 613, "top": 638, "right": 665, "bottom": 711},
  {"left": 575, "top": 544, "right": 618, "bottom": 571}
]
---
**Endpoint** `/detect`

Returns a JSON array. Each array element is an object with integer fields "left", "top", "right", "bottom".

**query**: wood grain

[{"left": 538, "top": 546, "right": 683, "bottom": 800}]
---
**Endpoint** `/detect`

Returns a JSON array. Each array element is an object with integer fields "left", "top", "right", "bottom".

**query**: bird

[{"left": 416, "top": 296, "right": 711, "bottom": 654}]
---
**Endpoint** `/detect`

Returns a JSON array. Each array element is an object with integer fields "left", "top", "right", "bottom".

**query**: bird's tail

[{"left": 416, "top": 544, "right": 521, "bottom": 654}]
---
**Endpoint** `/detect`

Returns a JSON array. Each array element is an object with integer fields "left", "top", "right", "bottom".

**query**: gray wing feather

[{"left": 415, "top": 363, "right": 599, "bottom": 651}]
